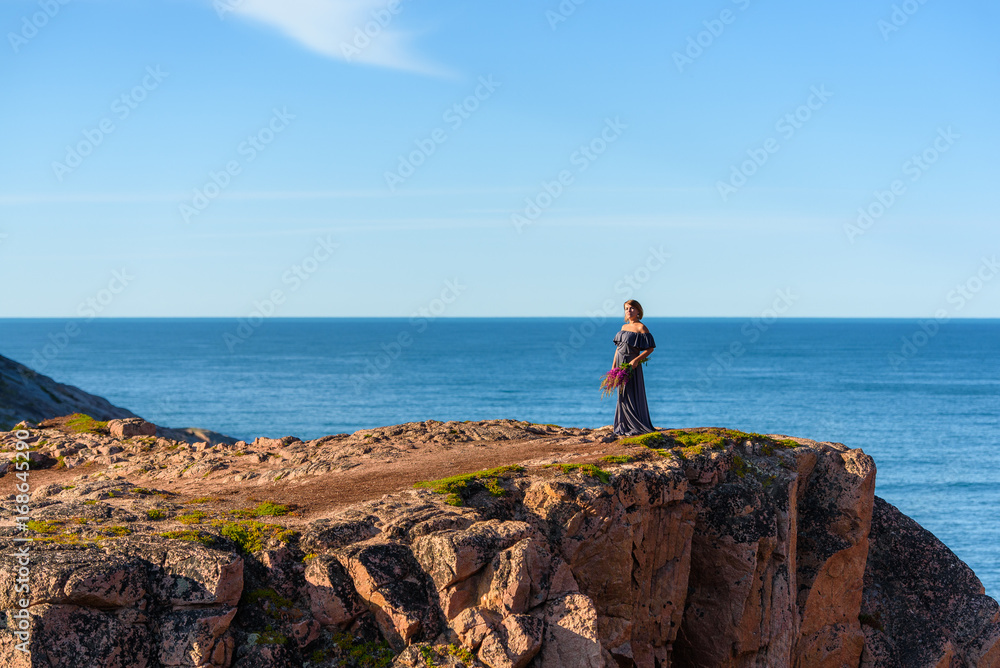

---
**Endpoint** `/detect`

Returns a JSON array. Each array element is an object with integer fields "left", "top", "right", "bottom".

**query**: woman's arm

[{"left": 630, "top": 347, "right": 654, "bottom": 365}]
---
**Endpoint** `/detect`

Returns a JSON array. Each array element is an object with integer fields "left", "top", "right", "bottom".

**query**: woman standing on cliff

[{"left": 612, "top": 300, "right": 656, "bottom": 436}]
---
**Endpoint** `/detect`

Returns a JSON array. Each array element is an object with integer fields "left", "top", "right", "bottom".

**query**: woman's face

[{"left": 624, "top": 303, "right": 640, "bottom": 321}]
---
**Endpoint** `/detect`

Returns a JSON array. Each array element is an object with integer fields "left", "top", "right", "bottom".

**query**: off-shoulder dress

[{"left": 612, "top": 329, "right": 656, "bottom": 436}]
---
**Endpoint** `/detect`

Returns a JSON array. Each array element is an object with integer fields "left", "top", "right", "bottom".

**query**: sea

[{"left": 0, "top": 317, "right": 997, "bottom": 598}]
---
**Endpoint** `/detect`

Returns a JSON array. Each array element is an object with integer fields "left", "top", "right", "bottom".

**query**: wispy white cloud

[{"left": 215, "top": 0, "right": 451, "bottom": 76}]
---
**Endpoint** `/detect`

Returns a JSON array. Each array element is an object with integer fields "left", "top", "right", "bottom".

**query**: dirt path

[
  {"left": 15, "top": 420, "right": 642, "bottom": 526},
  {"left": 249, "top": 434, "right": 627, "bottom": 518}
]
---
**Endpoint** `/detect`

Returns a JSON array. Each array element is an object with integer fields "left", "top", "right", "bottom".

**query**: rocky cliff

[
  {"left": 1, "top": 418, "right": 997, "bottom": 668},
  {"left": 0, "top": 354, "right": 138, "bottom": 429},
  {"left": 0, "top": 354, "right": 235, "bottom": 446}
]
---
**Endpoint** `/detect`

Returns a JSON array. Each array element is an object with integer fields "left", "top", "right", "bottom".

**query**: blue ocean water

[{"left": 0, "top": 317, "right": 997, "bottom": 598}]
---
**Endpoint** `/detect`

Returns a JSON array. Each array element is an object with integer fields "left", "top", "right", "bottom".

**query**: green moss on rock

[
  {"left": 218, "top": 520, "right": 296, "bottom": 553},
  {"left": 65, "top": 413, "right": 109, "bottom": 434},
  {"left": 414, "top": 465, "right": 525, "bottom": 507},
  {"left": 549, "top": 463, "right": 611, "bottom": 484}
]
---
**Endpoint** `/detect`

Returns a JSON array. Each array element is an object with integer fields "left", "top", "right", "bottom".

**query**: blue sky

[{"left": 1, "top": 0, "right": 998, "bottom": 317}]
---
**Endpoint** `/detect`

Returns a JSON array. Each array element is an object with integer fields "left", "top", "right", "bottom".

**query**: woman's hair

[{"left": 624, "top": 300, "right": 643, "bottom": 321}]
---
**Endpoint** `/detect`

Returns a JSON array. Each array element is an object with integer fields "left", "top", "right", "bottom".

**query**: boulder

[
  {"left": 108, "top": 418, "right": 156, "bottom": 439},
  {"left": 477, "top": 614, "right": 543, "bottom": 668},
  {"left": 304, "top": 555, "right": 366, "bottom": 628},
  {"left": 337, "top": 541, "right": 441, "bottom": 650}
]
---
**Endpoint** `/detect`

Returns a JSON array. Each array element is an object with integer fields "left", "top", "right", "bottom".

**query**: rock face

[
  {"left": 0, "top": 427, "right": 997, "bottom": 668},
  {"left": 0, "top": 354, "right": 137, "bottom": 428},
  {"left": 860, "top": 497, "right": 1000, "bottom": 667},
  {"left": 0, "top": 538, "right": 242, "bottom": 668}
]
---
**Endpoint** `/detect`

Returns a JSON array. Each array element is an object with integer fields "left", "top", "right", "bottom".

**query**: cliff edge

[{"left": 1, "top": 420, "right": 997, "bottom": 667}]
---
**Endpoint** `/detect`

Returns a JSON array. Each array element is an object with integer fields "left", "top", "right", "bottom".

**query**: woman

[{"left": 612, "top": 300, "right": 656, "bottom": 436}]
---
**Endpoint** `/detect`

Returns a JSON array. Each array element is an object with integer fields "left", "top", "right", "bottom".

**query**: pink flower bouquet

[{"left": 600, "top": 359, "right": 647, "bottom": 399}]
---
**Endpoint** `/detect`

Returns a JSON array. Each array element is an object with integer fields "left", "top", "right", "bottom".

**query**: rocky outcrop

[
  {"left": 0, "top": 354, "right": 137, "bottom": 428},
  {"left": 0, "top": 537, "right": 242, "bottom": 668},
  {"left": 0, "top": 425, "right": 997, "bottom": 667},
  {"left": 0, "top": 355, "right": 237, "bottom": 445},
  {"left": 860, "top": 497, "right": 1000, "bottom": 667}
]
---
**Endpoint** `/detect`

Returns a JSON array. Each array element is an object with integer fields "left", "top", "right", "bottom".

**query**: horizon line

[{"left": 2, "top": 316, "right": 999, "bottom": 321}]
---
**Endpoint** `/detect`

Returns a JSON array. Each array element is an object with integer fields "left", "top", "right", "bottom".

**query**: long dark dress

[{"left": 612, "top": 329, "right": 656, "bottom": 436}]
